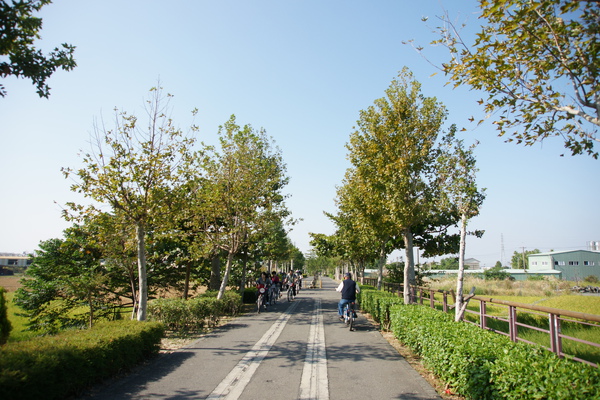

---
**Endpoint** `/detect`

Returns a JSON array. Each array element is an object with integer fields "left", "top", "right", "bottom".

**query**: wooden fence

[{"left": 362, "top": 278, "right": 600, "bottom": 367}]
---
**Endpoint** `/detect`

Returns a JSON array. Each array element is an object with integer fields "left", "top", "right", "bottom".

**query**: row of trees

[
  {"left": 15, "top": 87, "right": 300, "bottom": 331},
  {"left": 431, "top": 248, "right": 542, "bottom": 270},
  {"left": 310, "top": 68, "right": 486, "bottom": 321}
]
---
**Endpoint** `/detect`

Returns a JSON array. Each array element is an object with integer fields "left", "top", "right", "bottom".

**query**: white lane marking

[
  {"left": 299, "top": 298, "right": 329, "bottom": 400},
  {"left": 206, "top": 300, "right": 300, "bottom": 400}
]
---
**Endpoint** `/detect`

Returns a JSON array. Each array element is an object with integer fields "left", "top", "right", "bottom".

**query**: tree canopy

[
  {"left": 424, "top": 0, "right": 600, "bottom": 158},
  {"left": 61, "top": 86, "right": 197, "bottom": 321},
  {"left": 324, "top": 68, "right": 464, "bottom": 301},
  {"left": 0, "top": 0, "right": 76, "bottom": 97},
  {"left": 196, "top": 115, "right": 291, "bottom": 299}
]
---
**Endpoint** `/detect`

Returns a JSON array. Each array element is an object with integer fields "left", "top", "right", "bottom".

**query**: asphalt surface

[{"left": 79, "top": 277, "right": 441, "bottom": 400}]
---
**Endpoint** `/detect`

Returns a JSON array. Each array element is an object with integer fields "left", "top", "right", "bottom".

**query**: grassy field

[{"left": 3, "top": 291, "right": 37, "bottom": 342}]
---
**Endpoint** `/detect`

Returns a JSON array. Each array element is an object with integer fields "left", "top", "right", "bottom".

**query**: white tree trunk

[
  {"left": 455, "top": 213, "right": 468, "bottom": 322},
  {"left": 376, "top": 239, "right": 387, "bottom": 290},
  {"left": 136, "top": 223, "right": 148, "bottom": 321},
  {"left": 403, "top": 228, "right": 415, "bottom": 304},
  {"left": 217, "top": 251, "right": 235, "bottom": 300}
]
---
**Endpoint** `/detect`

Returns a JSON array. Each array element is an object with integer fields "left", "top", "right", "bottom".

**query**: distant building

[
  {"left": 528, "top": 250, "right": 600, "bottom": 281},
  {"left": 0, "top": 254, "right": 31, "bottom": 269},
  {"left": 0, "top": 253, "right": 31, "bottom": 275},
  {"left": 464, "top": 258, "right": 480, "bottom": 270}
]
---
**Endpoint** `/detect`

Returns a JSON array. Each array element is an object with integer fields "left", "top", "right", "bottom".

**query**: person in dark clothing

[{"left": 336, "top": 272, "right": 360, "bottom": 320}]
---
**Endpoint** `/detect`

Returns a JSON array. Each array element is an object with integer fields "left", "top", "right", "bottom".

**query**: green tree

[
  {"left": 0, "top": 0, "right": 76, "bottom": 97},
  {"left": 385, "top": 261, "right": 405, "bottom": 284},
  {"left": 13, "top": 226, "right": 118, "bottom": 334},
  {"left": 345, "top": 67, "right": 452, "bottom": 303},
  {"left": 438, "top": 256, "right": 459, "bottom": 270},
  {"left": 484, "top": 265, "right": 512, "bottom": 280},
  {"left": 62, "top": 86, "right": 198, "bottom": 321},
  {"left": 511, "top": 248, "right": 541, "bottom": 269},
  {"left": 437, "top": 129, "right": 486, "bottom": 321},
  {"left": 199, "top": 116, "right": 291, "bottom": 300},
  {"left": 329, "top": 169, "right": 390, "bottom": 288},
  {"left": 426, "top": 0, "right": 600, "bottom": 157},
  {"left": 305, "top": 249, "right": 339, "bottom": 276}
]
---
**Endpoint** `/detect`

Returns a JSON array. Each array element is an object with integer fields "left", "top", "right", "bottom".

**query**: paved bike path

[{"left": 80, "top": 278, "right": 441, "bottom": 399}]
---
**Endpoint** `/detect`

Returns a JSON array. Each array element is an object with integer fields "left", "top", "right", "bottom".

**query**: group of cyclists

[
  {"left": 255, "top": 270, "right": 303, "bottom": 309},
  {"left": 255, "top": 269, "right": 361, "bottom": 329}
]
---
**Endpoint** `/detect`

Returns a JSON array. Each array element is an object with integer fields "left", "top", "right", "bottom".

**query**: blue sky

[{"left": 1, "top": 0, "right": 598, "bottom": 268}]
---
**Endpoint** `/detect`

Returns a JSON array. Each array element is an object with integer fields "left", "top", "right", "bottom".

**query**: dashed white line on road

[
  {"left": 206, "top": 300, "right": 300, "bottom": 400},
  {"left": 299, "top": 298, "right": 329, "bottom": 400}
]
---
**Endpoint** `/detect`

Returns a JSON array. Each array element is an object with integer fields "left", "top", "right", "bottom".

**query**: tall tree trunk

[
  {"left": 217, "top": 251, "right": 235, "bottom": 300},
  {"left": 455, "top": 213, "right": 468, "bottom": 321},
  {"left": 403, "top": 228, "right": 415, "bottom": 304},
  {"left": 209, "top": 252, "right": 221, "bottom": 291},
  {"left": 136, "top": 222, "right": 148, "bottom": 321},
  {"left": 240, "top": 251, "right": 248, "bottom": 294},
  {"left": 183, "top": 261, "right": 191, "bottom": 300},
  {"left": 128, "top": 263, "right": 138, "bottom": 319},
  {"left": 376, "top": 238, "right": 388, "bottom": 290}
]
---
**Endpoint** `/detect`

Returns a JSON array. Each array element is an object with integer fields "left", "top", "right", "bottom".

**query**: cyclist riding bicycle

[
  {"left": 256, "top": 272, "right": 271, "bottom": 307},
  {"left": 296, "top": 270, "right": 303, "bottom": 291},
  {"left": 284, "top": 270, "right": 297, "bottom": 296},
  {"left": 270, "top": 271, "right": 281, "bottom": 301},
  {"left": 336, "top": 272, "right": 360, "bottom": 321}
]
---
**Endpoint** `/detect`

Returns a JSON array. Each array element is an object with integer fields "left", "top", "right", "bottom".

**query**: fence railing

[{"left": 361, "top": 277, "right": 600, "bottom": 367}]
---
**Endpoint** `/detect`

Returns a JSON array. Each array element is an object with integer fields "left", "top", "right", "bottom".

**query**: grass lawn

[{"left": 4, "top": 291, "right": 37, "bottom": 342}]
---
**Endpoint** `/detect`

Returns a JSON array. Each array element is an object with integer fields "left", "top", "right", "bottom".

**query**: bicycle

[
  {"left": 257, "top": 286, "right": 267, "bottom": 313},
  {"left": 286, "top": 282, "right": 295, "bottom": 302},
  {"left": 343, "top": 302, "right": 356, "bottom": 331},
  {"left": 269, "top": 284, "right": 279, "bottom": 305}
]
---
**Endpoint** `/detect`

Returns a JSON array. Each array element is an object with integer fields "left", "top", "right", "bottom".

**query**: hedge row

[
  {"left": 358, "top": 287, "right": 403, "bottom": 330},
  {"left": 0, "top": 320, "right": 164, "bottom": 400},
  {"left": 390, "top": 304, "right": 600, "bottom": 400},
  {"left": 147, "top": 290, "right": 242, "bottom": 332}
]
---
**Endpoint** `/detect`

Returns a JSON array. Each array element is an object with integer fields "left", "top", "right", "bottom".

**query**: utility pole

[{"left": 521, "top": 247, "right": 526, "bottom": 271}]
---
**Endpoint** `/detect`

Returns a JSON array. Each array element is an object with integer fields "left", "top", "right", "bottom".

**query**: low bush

[
  {"left": 147, "top": 291, "right": 242, "bottom": 332},
  {"left": 0, "top": 287, "right": 11, "bottom": 345},
  {"left": 390, "top": 304, "right": 600, "bottom": 399},
  {"left": 376, "top": 295, "right": 405, "bottom": 331},
  {"left": 242, "top": 287, "right": 258, "bottom": 304},
  {"left": 0, "top": 320, "right": 164, "bottom": 400},
  {"left": 358, "top": 289, "right": 397, "bottom": 324}
]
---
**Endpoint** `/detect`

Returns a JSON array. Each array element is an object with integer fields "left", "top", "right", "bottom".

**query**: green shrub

[
  {"left": 376, "top": 295, "right": 404, "bottom": 331},
  {"left": 243, "top": 287, "right": 258, "bottom": 304},
  {"left": 0, "top": 287, "right": 11, "bottom": 345},
  {"left": 389, "top": 304, "right": 600, "bottom": 399},
  {"left": 147, "top": 291, "right": 242, "bottom": 332},
  {"left": 489, "top": 341, "right": 600, "bottom": 399},
  {"left": 0, "top": 320, "right": 164, "bottom": 400},
  {"left": 220, "top": 291, "right": 243, "bottom": 315},
  {"left": 359, "top": 289, "right": 396, "bottom": 323}
]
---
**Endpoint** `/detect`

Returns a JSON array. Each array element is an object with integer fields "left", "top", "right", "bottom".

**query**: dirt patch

[{"left": 0, "top": 276, "right": 22, "bottom": 292}]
